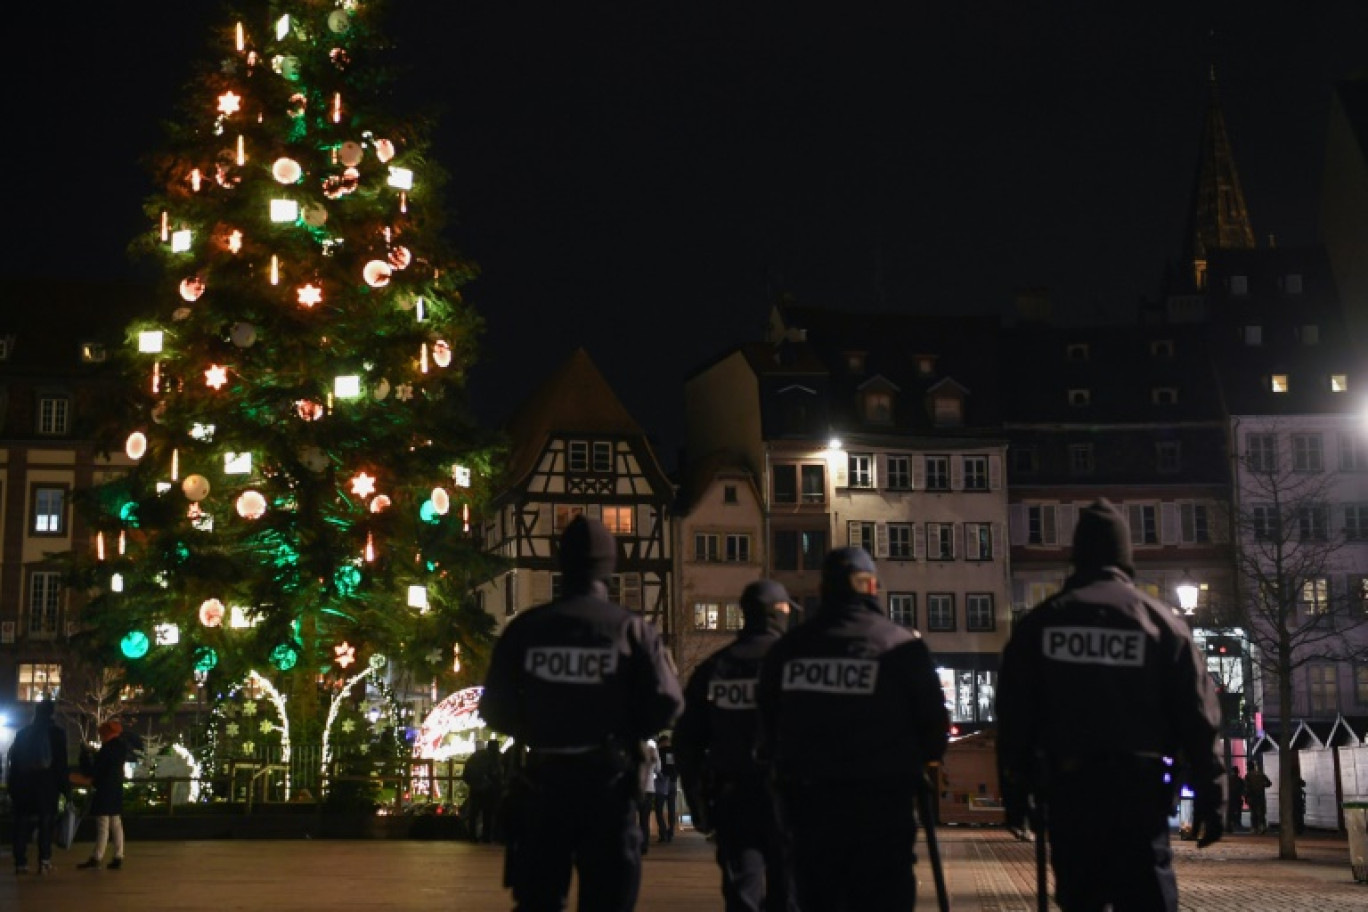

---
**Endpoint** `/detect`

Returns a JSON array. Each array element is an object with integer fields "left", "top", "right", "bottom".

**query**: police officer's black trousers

[
  {"left": 778, "top": 780, "right": 918, "bottom": 911},
  {"left": 712, "top": 779, "right": 796, "bottom": 912},
  {"left": 1047, "top": 767, "right": 1177, "bottom": 912},
  {"left": 508, "top": 756, "right": 642, "bottom": 912}
]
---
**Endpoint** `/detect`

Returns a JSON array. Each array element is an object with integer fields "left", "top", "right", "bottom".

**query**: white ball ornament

[
  {"left": 432, "top": 340, "right": 453, "bottom": 368},
  {"left": 431, "top": 487, "right": 451, "bottom": 515},
  {"left": 125, "top": 432, "right": 148, "bottom": 461},
  {"left": 363, "top": 260, "right": 392, "bottom": 288},
  {"left": 179, "top": 277, "right": 206, "bottom": 301},
  {"left": 230, "top": 322, "right": 257, "bottom": 348},
  {"left": 339, "top": 141, "right": 364, "bottom": 167},
  {"left": 373, "top": 138, "right": 395, "bottom": 163},
  {"left": 388, "top": 246, "right": 412, "bottom": 270},
  {"left": 182, "top": 474, "right": 211, "bottom": 502},
  {"left": 302, "top": 202, "right": 328, "bottom": 227},
  {"left": 236, "top": 490, "right": 267, "bottom": 520},
  {"left": 199, "top": 598, "right": 226, "bottom": 627},
  {"left": 328, "top": 10, "right": 350, "bottom": 34},
  {"left": 272, "top": 157, "right": 303, "bottom": 184}
]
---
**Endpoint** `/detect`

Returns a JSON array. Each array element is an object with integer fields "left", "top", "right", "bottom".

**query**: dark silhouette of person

[{"left": 5, "top": 699, "right": 70, "bottom": 875}]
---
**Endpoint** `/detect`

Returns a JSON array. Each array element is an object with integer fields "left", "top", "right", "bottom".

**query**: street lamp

[{"left": 1176, "top": 581, "right": 1200, "bottom": 616}]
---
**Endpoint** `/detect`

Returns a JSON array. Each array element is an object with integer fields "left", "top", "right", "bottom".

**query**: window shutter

[
  {"left": 950, "top": 457, "right": 964, "bottom": 491},
  {"left": 848, "top": 520, "right": 861, "bottom": 548},
  {"left": 875, "top": 522, "right": 889, "bottom": 559},
  {"left": 834, "top": 459, "right": 849, "bottom": 489},
  {"left": 989, "top": 453, "right": 1003, "bottom": 490},
  {"left": 992, "top": 522, "right": 1004, "bottom": 560},
  {"left": 875, "top": 453, "right": 887, "bottom": 489},
  {"left": 913, "top": 523, "right": 925, "bottom": 560},
  {"left": 1009, "top": 504, "right": 1027, "bottom": 545},
  {"left": 911, "top": 457, "right": 923, "bottom": 490},
  {"left": 1161, "top": 503, "right": 1180, "bottom": 545},
  {"left": 1058, "top": 504, "right": 1077, "bottom": 546}
]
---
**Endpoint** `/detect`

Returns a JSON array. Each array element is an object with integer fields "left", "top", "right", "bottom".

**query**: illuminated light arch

[
  {"left": 170, "top": 742, "right": 204, "bottom": 804},
  {"left": 412, "top": 687, "right": 488, "bottom": 799},
  {"left": 207, "top": 670, "right": 293, "bottom": 799}
]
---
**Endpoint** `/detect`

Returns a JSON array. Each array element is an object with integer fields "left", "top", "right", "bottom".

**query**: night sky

[{"left": 4, "top": 1, "right": 1367, "bottom": 468}]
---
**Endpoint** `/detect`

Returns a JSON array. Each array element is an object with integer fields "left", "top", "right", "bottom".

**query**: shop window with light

[
  {"left": 602, "top": 505, "right": 634, "bottom": 535},
  {"left": 1340, "top": 434, "right": 1368, "bottom": 471},
  {"left": 1298, "top": 505, "right": 1329, "bottom": 542},
  {"left": 927, "top": 594, "right": 955, "bottom": 631},
  {"left": 27, "top": 571, "right": 62, "bottom": 638},
  {"left": 17, "top": 663, "right": 62, "bottom": 702},
  {"left": 963, "top": 455, "right": 988, "bottom": 491},
  {"left": 1180, "top": 502, "right": 1211, "bottom": 543},
  {"left": 886, "top": 455, "right": 911, "bottom": 489},
  {"left": 694, "top": 533, "right": 719, "bottom": 562},
  {"left": 693, "top": 602, "right": 721, "bottom": 630},
  {"left": 1127, "top": 504, "right": 1158, "bottom": 546},
  {"left": 608, "top": 574, "right": 642, "bottom": 611},
  {"left": 888, "top": 523, "right": 913, "bottom": 559},
  {"left": 864, "top": 391, "right": 892, "bottom": 424},
  {"left": 1156, "top": 441, "right": 1181, "bottom": 474},
  {"left": 553, "top": 504, "right": 587, "bottom": 533},
  {"left": 848, "top": 521, "right": 875, "bottom": 552},
  {"left": 848, "top": 453, "right": 874, "bottom": 488},
  {"left": 1346, "top": 507, "right": 1368, "bottom": 541},
  {"left": 800, "top": 465, "right": 825, "bottom": 503},
  {"left": 1270, "top": 374, "right": 1289, "bottom": 393},
  {"left": 773, "top": 464, "right": 797, "bottom": 505},
  {"left": 964, "top": 522, "right": 992, "bottom": 560},
  {"left": 1251, "top": 504, "right": 1278, "bottom": 540},
  {"left": 925, "top": 455, "right": 949, "bottom": 491},
  {"left": 31, "top": 486, "right": 67, "bottom": 535},
  {"left": 36, "top": 395, "right": 70, "bottom": 436},
  {"left": 1246, "top": 433, "right": 1277, "bottom": 472},
  {"left": 1300, "top": 576, "right": 1330, "bottom": 615},
  {"left": 724, "top": 533, "right": 751, "bottom": 563},
  {"left": 1308, "top": 664, "right": 1337, "bottom": 715},
  {"left": 966, "top": 593, "right": 995, "bottom": 632},
  {"left": 926, "top": 523, "right": 955, "bottom": 561},
  {"left": 1292, "top": 434, "right": 1323, "bottom": 472},
  {"left": 1332, "top": 374, "right": 1349, "bottom": 393},
  {"left": 1068, "top": 444, "right": 1094, "bottom": 476},
  {"left": 567, "top": 441, "right": 589, "bottom": 472},
  {"left": 888, "top": 593, "right": 916, "bottom": 628},
  {"left": 592, "top": 441, "right": 613, "bottom": 473}
]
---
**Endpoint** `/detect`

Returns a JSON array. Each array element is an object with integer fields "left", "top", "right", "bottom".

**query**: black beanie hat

[
  {"left": 741, "top": 579, "right": 791, "bottom": 630},
  {"left": 820, "top": 546, "right": 877, "bottom": 603},
  {"left": 1071, "top": 499, "right": 1135, "bottom": 576},
  {"left": 559, "top": 515, "right": 618, "bottom": 581},
  {"left": 33, "top": 699, "right": 55, "bottom": 722}
]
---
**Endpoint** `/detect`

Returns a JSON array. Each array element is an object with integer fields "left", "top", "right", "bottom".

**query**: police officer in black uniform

[
  {"left": 479, "top": 515, "right": 684, "bottom": 912},
  {"left": 757, "top": 547, "right": 950, "bottom": 911},
  {"left": 997, "top": 499, "right": 1226, "bottom": 912},
  {"left": 676, "top": 579, "right": 798, "bottom": 912}
]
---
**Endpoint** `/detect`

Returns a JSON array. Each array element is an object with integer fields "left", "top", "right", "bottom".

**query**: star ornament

[
  {"left": 225, "top": 722, "right": 240, "bottom": 737},
  {"left": 340, "top": 719, "right": 356, "bottom": 734},
  {"left": 217, "top": 91, "right": 242, "bottom": 116},
  {"left": 334, "top": 641, "right": 357, "bottom": 668},
  {"left": 260, "top": 720, "right": 275, "bottom": 734},
  {"left": 349, "top": 472, "right": 376, "bottom": 498},
  {"left": 205, "top": 364, "right": 229, "bottom": 389},
  {"left": 297, "top": 283, "right": 323, "bottom": 308},
  {"left": 241, "top": 701, "right": 258, "bottom": 717}
]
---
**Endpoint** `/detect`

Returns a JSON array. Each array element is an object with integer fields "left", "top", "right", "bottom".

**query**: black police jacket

[
  {"left": 479, "top": 580, "right": 683, "bottom": 750},
  {"left": 996, "top": 568, "right": 1225, "bottom": 816},
  {"left": 756, "top": 594, "right": 949, "bottom": 783},
  {"left": 675, "top": 626, "right": 781, "bottom": 797}
]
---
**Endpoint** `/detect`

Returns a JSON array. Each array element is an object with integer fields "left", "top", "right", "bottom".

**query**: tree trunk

[{"left": 1277, "top": 648, "right": 1298, "bottom": 860}]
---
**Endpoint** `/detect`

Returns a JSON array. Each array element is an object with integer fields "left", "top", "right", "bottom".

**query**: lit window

[
  {"left": 723, "top": 603, "right": 744, "bottom": 631},
  {"left": 848, "top": 453, "right": 874, "bottom": 488},
  {"left": 553, "top": 504, "right": 587, "bottom": 533},
  {"left": 693, "top": 602, "right": 720, "bottom": 630},
  {"left": 32, "top": 487, "right": 66, "bottom": 535},
  {"left": 1271, "top": 374, "right": 1289, "bottom": 393},
  {"left": 17, "top": 663, "right": 62, "bottom": 702},
  {"left": 80, "top": 343, "right": 106, "bottom": 363},
  {"left": 1332, "top": 374, "right": 1349, "bottom": 393},
  {"left": 602, "top": 505, "right": 634, "bottom": 535},
  {"left": 916, "top": 356, "right": 935, "bottom": 377}
]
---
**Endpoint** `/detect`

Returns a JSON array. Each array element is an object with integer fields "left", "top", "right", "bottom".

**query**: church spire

[{"left": 1185, "top": 67, "right": 1255, "bottom": 289}]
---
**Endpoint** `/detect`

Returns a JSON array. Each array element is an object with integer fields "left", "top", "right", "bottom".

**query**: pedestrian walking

[
  {"left": 637, "top": 737, "right": 660, "bottom": 854},
  {"left": 1227, "top": 766, "right": 1246, "bottom": 832},
  {"left": 757, "top": 547, "right": 950, "bottom": 911},
  {"left": 1245, "top": 763, "right": 1272, "bottom": 834},
  {"left": 997, "top": 499, "right": 1226, "bottom": 912},
  {"left": 652, "top": 733, "right": 679, "bottom": 843},
  {"left": 461, "top": 740, "right": 505, "bottom": 843},
  {"left": 75, "top": 719, "right": 129, "bottom": 871},
  {"left": 6, "top": 698, "right": 70, "bottom": 875},
  {"left": 676, "top": 579, "right": 798, "bottom": 912},
  {"left": 479, "top": 515, "right": 684, "bottom": 911}
]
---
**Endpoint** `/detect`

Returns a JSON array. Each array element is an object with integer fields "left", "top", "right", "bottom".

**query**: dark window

[{"left": 773, "top": 465, "right": 797, "bottom": 505}]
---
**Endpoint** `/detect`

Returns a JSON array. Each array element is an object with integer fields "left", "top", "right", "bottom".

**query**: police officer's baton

[{"left": 918, "top": 769, "right": 950, "bottom": 912}]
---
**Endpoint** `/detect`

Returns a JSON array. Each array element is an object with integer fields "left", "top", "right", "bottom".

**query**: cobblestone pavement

[{"left": 1, "top": 826, "right": 1361, "bottom": 910}]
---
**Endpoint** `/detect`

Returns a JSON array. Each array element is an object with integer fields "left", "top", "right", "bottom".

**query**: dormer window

[
  {"left": 1066, "top": 343, "right": 1089, "bottom": 361},
  {"left": 864, "top": 391, "right": 892, "bottom": 424},
  {"left": 1302, "top": 324, "right": 1319, "bottom": 345},
  {"left": 1231, "top": 275, "right": 1249, "bottom": 296},
  {"left": 932, "top": 396, "right": 962, "bottom": 426},
  {"left": 1152, "top": 387, "right": 1178, "bottom": 406},
  {"left": 80, "top": 342, "right": 106, "bottom": 363},
  {"left": 1068, "top": 389, "right": 1091, "bottom": 407},
  {"left": 846, "top": 352, "right": 866, "bottom": 374},
  {"left": 1285, "top": 274, "right": 1303, "bottom": 294},
  {"left": 1271, "top": 374, "right": 1289, "bottom": 394},
  {"left": 1150, "top": 339, "right": 1174, "bottom": 358},
  {"left": 915, "top": 356, "right": 936, "bottom": 378}
]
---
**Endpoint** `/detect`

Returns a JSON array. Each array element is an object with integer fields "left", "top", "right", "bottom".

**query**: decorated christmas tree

[{"left": 69, "top": 0, "right": 499, "bottom": 757}]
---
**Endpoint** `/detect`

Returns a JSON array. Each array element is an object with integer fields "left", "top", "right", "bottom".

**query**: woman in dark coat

[{"left": 76, "top": 719, "right": 129, "bottom": 870}]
